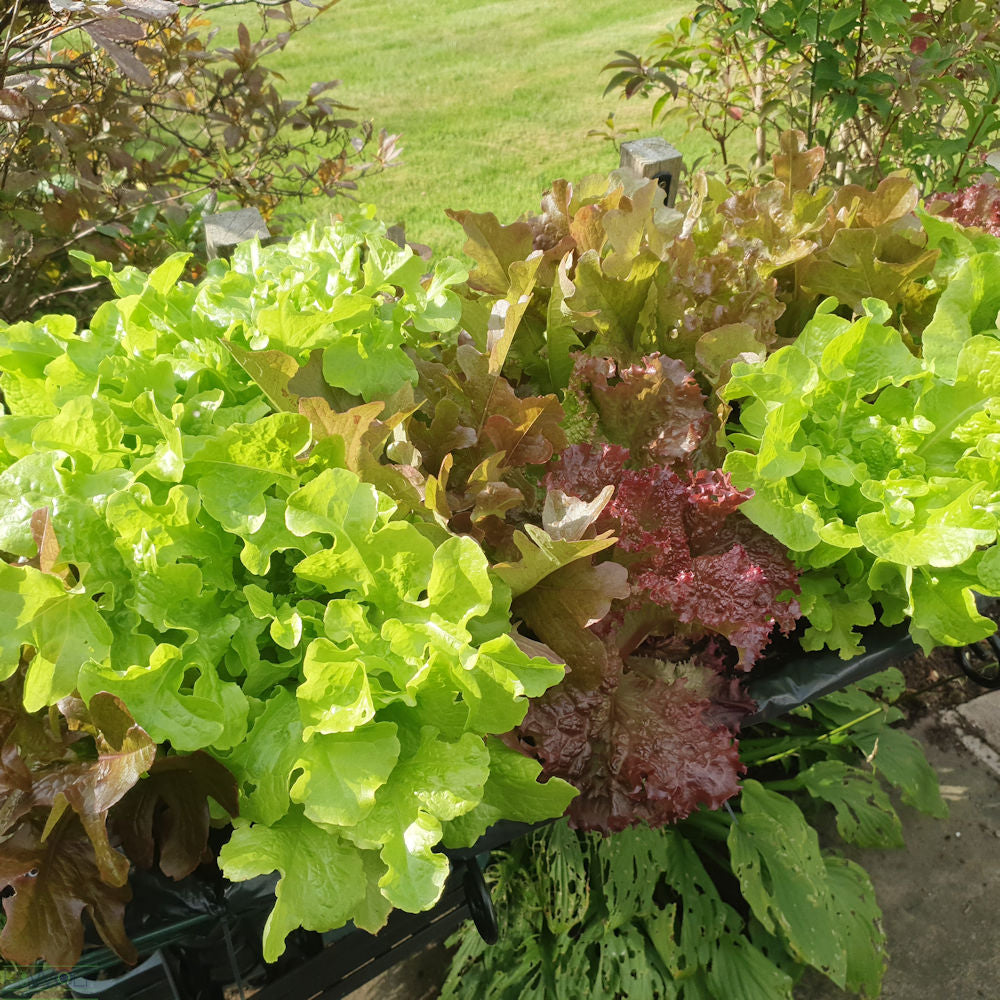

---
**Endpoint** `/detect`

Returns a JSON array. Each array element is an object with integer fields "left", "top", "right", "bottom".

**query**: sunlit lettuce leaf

[
  {"left": 0, "top": 215, "right": 572, "bottom": 968},
  {"left": 725, "top": 297, "right": 1000, "bottom": 655},
  {"left": 219, "top": 809, "right": 367, "bottom": 963}
]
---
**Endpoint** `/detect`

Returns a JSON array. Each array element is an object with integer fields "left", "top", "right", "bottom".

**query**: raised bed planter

[{"left": 0, "top": 626, "right": 927, "bottom": 1000}]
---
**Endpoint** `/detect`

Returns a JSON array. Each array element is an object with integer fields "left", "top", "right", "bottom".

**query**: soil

[
  {"left": 894, "top": 644, "right": 985, "bottom": 717},
  {"left": 893, "top": 598, "right": 1000, "bottom": 720}
]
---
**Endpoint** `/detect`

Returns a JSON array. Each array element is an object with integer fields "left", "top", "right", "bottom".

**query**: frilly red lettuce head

[
  {"left": 506, "top": 655, "right": 745, "bottom": 833},
  {"left": 544, "top": 444, "right": 800, "bottom": 669}
]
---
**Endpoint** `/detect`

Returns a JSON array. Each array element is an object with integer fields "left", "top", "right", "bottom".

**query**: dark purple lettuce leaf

[
  {"left": 114, "top": 750, "right": 239, "bottom": 880},
  {"left": 930, "top": 181, "right": 1000, "bottom": 236},
  {"left": 0, "top": 817, "right": 136, "bottom": 968},
  {"left": 503, "top": 441, "right": 799, "bottom": 832},
  {"left": 0, "top": 679, "right": 154, "bottom": 967},
  {"left": 506, "top": 653, "right": 744, "bottom": 833},
  {"left": 544, "top": 444, "right": 799, "bottom": 668}
]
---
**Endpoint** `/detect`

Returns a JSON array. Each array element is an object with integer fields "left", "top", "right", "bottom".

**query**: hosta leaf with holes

[
  {"left": 728, "top": 780, "right": 846, "bottom": 985},
  {"left": 824, "top": 855, "right": 887, "bottom": 997},
  {"left": 792, "top": 760, "right": 904, "bottom": 848},
  {"left": 853, "top": 726, "right": 948, "bottom": 818}
]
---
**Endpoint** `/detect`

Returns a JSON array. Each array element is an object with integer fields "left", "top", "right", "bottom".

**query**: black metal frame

[{"left": 250, "top": 871, "right": 471, "bottom": 1000}]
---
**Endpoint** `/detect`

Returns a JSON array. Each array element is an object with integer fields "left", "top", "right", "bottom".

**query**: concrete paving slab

[
  {"left": 957, "top": 689, "right": 1000, "bottom": 754},
  {"left": 797, "top": 715, "right": 1000, "bottom": 1000}
]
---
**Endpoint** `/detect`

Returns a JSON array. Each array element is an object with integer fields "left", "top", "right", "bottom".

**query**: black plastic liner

[{"left": 743, "top": 622, "right": 916, "bottom": 726}]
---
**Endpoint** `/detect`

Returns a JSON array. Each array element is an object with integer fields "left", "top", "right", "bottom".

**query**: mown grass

[{"left": 208, "top": 0, "right": 702, "bottom": 257}]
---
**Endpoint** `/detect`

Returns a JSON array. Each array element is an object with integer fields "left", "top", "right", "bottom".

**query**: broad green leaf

[
  {"left": 290, "top": 722, "right": 400, "bottom": 827},
  {"left": 854, "top": 726, "right": 948, "bottom": 818},
  {"left": 728, "top": 780, "right": 846, "bottom": 985},
  {"left": 219, "top": 811, "right": 366, "bottom": 963},
  {"left": 0, "top": 563, "right": 68, "bottom": 683},
  {"left": 217, "top": 687, "right": 302, "bottom": 826},
  {"left": 23, "top": 590, "right": 114, "bottom": 711},
  {"left": 296, "top": 638, "right": 376, "bottom": 736},
  {"left": 285, "top": 466, "right": 386, "bottom": 539},
  {"left": 907, "top": 568, "right": 996, "bottom": 650},
  {"left": 922, "top": 252, "right": 1000, "bottom": 381},
  {"left": 426, "top": 534, "right": 494, "bottom": 626},
  {"left": 493, "top": 523, "right": 618, "bottom": 597},
  {"left": 31, "top": 397, "right": 125, "bottom": 471},
  {"left": 321, "top": 320, "right": 417, "bottom": 400},
  {"left": 78, "top": 644, "right": 247, "bottom": 753},
  {"left": 823, "top": 857, "right": 887, "bottom": 997},
  {"left": 855, "top": 484, "right": 994, "bottom": 568},
  {"left": 706, "top": 934, "right": 795, "bottom": 1000},
  {"left": 792, "top": 760, "right": 903, "bottom": 847},
  {"left": 348, "top": 728, "right": 490, "bottom": 912},
  {"left": 441, "top": 737, "right": 577, "bottom": 848},
  {"left": 186, "top": 414, "right": 311, "bottom": 535}
]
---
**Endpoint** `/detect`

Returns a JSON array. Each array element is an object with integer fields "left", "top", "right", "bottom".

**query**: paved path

[{"left": 800, "top": 696, "right": 1000, "bottom": 1000}]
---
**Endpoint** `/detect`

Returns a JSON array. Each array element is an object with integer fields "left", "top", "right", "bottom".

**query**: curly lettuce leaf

[{"left": 724, "top": 295, "right": 1000, "bottom": 655}]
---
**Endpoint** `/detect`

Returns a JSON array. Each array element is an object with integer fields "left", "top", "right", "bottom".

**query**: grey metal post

[
  {"left": 203, "top": 207, "right": 271, "bottom": 260},
  {"left": 619, "top": 138, "right": 685, "bottom": 207}
]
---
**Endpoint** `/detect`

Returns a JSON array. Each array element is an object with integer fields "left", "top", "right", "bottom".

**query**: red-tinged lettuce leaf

[
  {"left": 506, "top": 656, "right": 743, "bottom": 833},
  {"left": 445, "top": 210, "right": 535, "bottom": 294},
  {"left": 300, "top": 394, "right": 423, "bottom": 511},
  {"left": 408, "top": 342, "right": 566, "bottom": 535},
  {"left": 28, "top": 507, "right": 70, "bottom": 583},
  {"left": 0, "top": 817, "right": 136, "bottom": 968},
  {"left": 563, "top": 353, "right": 712, "bottom": 466},
  {"left": 414, "top": 343, "right": 566, "bottom": 473},
  {"left": 643, "top": 238, "right": 785, "bottom": 384},
  {"left": 565, "top": 249, "right": 660, "bottom": 362},
  {"left": 113, "top": 750, "right": 239, "bottom": 880},
  {"left": 544, "top": 441, "right": 630, "bottom": 503},
  {"left": 541, "top": 485, "right": 615, "bottom": 541},
  {"left": 799, "top": 227, "right": 938, "bottom": 317},
  {"left": 931, "top": 181, "right": 1000, "bottom": 237},
  {"left": 544, "top": 445, "right": 799, "bottom": 667},
  {"left": 34, "top": 694, "right": 157, "bottom": 887},
  {"left": 0, "top": 677, "right": 157, "bottom": 967},
  {"left": 0, "top": 688, "right": 155, "bottom": 885},
  {"left": 512, "top": 558, "right": 630, "bottom": 689}
]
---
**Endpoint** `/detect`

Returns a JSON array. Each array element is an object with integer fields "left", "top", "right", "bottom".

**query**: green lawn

[{"left": 209, "top": 0, "right": 696, "bottom": 257}]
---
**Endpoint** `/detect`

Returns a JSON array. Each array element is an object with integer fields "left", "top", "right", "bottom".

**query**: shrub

[
  {"left": 0, "top": 0, "right": 399, "bottom": 322},
  {"left": 604, "top": 0, "right": 1000, "bottom": 190}
]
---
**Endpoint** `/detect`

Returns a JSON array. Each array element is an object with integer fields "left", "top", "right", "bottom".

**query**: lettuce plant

[
  {"left": 0, "top": 218, "right": 575, "bottom": 967},
  {"left": 444, "top": 670, "right": 946, "bottom": 1000},
  {"left": 723, "top": 278, "right": 1000, "bottom": 657},
  {"left": 498, "top": 356, "right": 800, "bottom": 833},
  {"left": 446, "top": 133, "right": 938, "bottom": 405}
]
